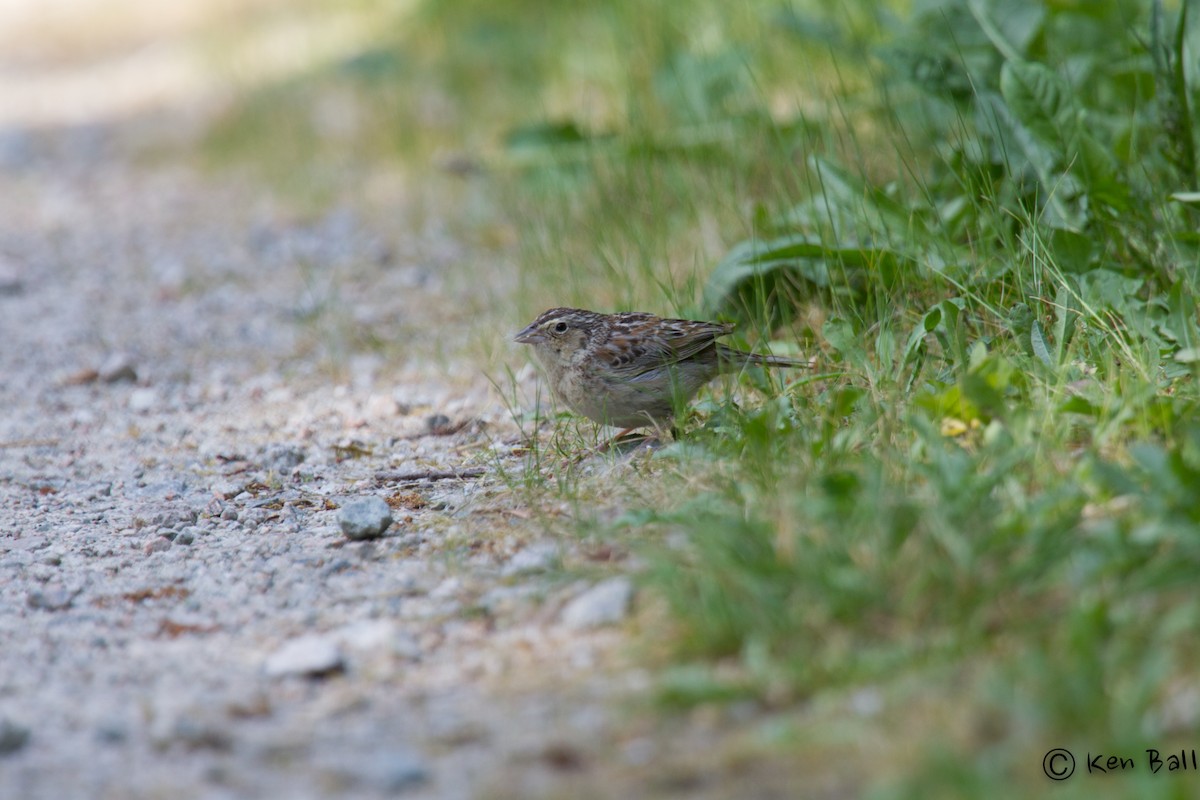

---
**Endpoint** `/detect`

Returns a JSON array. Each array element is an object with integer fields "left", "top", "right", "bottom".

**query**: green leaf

[
  {"left": 1009, "top": 303, "right": 1034, "bottom": 357},
  {"left": 1000, "top": 60, "right": 1076, "bottom": 164},
  {"left": 1031, "top": 319, "right": 1054, "bottom": 367},
  {"left": 1176, "top": 348, "right": 1200, "bottom": 364},
  {"left": 702, "top": 234, "right": 903, "bottom": 322},
  {"left": 504, "top": 121, "right": 591, "bottom": 151},
  {"left": 1059, "top": 395, "right": 1100, "bottom": 416},
  {"left": 998, "top": 59, "right": 1122, "bottom": 221},
  {"left": 823, "top": 317, "right": 867, "bottom": 370}
]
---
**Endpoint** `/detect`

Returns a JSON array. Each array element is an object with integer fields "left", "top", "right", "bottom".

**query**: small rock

[
  {"left": 560, "top": 577, "right": 634, "bottom": 629},
  {"left": 26, "top": 587, "right": 78, "bottom": 611},
  {"left": 128, "top": 387, "right": 158, "bottom": 412},
  {"left": 425, "top": 413, "right": 453, "bottom": 434},
  {"left": 99, "top": 352, "right": 138, "bottom": 383},
  {"left": 95, "top": 720, "right": 128, "bottom": 744},
  {"left": 150, "top": 708, "right": 233, "bottom": 752},
  {"left": 366, "top": 394, "right": 399, "bottom": 419},
  {"left": 178, "top": 525, "right": 203, "bottom": 542},
  {"left": 338, "top": 496, "right": 393, "bottom": 540},
  {"left": 262, "top": 443, "right": 306, "bottom": 471},
  {"left": 503, "top": 540, "right": 559, "bottom": 576},
  {"left": 144, "top": 537, "right": 173, "bottom": 555},
  {"left": 336, "top": 620, "right": 396, "bottom": 651},
  {"left": 0, "top": 261, "right": 24, "bottom": 297},
  {"left": 221, "top": 507, "right": 239, "bottom": 522},
  {"left": 372, "top": 751, "right": 430, "bottom": 792},
  {"left": 264, "top": 634, "right": 344, "bottom": 678},
  {"left": 210, "top": 480, "right": 244, "bottom": 500},
  {"left": 0, "top": 718, "right": 30, "bottom": 755}
]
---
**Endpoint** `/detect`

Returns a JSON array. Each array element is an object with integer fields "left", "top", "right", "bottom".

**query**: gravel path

[{"left": 0, "top": 126, "right": 671, "bottom": 799}]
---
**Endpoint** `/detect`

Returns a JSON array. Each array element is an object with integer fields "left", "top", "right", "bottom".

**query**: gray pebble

[
  {"left": 210, "top": 480, "right": 244, "bottom": 500},
  {"left": 99, "top": 351, "right": 137, "bottom": 383},
  {"left": 26, "top": 587, "right": 78, "bottom": 611},
  {"left": 150, "top": 709, "right": 233, "bottom": 752},
  {"left": 174, "top": 529, "right": 195, "bottom": 545},
  {"left": 373, "top": 751, "right": 430, "bottom": 793},
  {"left": 263, "top": 634, "right": 345, "bottom": 678},
  {"left": 262, "top": 443, "right": 306, "bottom": 471},
  {"left": 560, "top": 577, "right": 634, "bottom": 629},
  {"left": 95, "top": 720, "right": 128, "bottom": 744},
  {"left": 128, "top": 387, "right": 158, "bottom": 413},
  {"left": 221, "top": 507, "right": 239, "bottom": 522},
  {"left": 503, "top": 540, "right": 559, "bottom": 576},
  {"left": 144, "top": 537, "right": 172, "bottom": 555},
  {"left": 0, "top": 717, "right": 30, "bottom": 755},
  {"left": 338, "top": 496, "right": 393, "bottom": 540}
]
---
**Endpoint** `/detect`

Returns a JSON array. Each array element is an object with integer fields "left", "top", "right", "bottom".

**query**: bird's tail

[{"left": 717, "top": 344, "right": 811, "bottom": 369}]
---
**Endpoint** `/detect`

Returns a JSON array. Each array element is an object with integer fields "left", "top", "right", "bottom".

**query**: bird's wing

[{"left": 599, "top": 314, "right": 733, "bottom": 377}]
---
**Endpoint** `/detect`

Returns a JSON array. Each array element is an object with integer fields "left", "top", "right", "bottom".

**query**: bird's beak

[{"left": 513, "top": 323, "right": 545, "bottom": 345}]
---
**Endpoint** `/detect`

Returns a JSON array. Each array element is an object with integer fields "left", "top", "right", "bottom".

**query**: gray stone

[
  {"left": 178, "top": 525, "right": 204, "bottom": 541},
  {"left": 128, "top": 387, "right": 158, "bottom": 412},
  {"left": 0, "top": 717, "right": 30, "bottom": 755},
  {"left": 99, "top": 351, "right": 137, "bottom": 383},
  {"left": 503, "top": 540, "right": 559, "bottom": 576},
  {"left": 144, "top": 536, "right": 172, "bottom": 555},
  {"left": 373, "top": 751, "right": 430, "bottom": 793},
  {"left": 262, "top": 443, "right": 306, "bottom": 471},
  {"left": 264, "top": 634, "right": 344, "bottom": 678},
  {"left": 149, "top": 706, "right": 233, "bottom": 752},
  {"left": 210, "top": 480, "right": 244, "bottom": 500},
  {"left": 560, "top": 577, "right": 634, "bottom": 629},
  {"left": 26, "top": 586, "right": 78, "bottom": 611},
  {"left": 338, "top": 496, "right": 393, "bottom": 540}
]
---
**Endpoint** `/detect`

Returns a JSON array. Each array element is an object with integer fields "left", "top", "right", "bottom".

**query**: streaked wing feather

[{"left": 599, "top": 314, "right": 733, "bottom": 377}]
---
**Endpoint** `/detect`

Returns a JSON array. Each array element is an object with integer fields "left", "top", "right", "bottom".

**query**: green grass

[{"left": 204, "top": 0, "right": 1200, "bottom": 794}]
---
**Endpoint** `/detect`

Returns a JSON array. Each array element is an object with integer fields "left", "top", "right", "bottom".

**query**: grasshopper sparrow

[{"left": 515, "top": 307, "right": 808, "bottom": 432}]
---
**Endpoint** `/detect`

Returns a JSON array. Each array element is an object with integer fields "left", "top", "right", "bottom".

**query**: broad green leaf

[
  {"left": 702, "top": 234, "right": 904, "bottom": 321},
  {"left": 1176, "top": 348, "right": 1200, "bottom": 364},
  {"left": 1031, "top": 319, "right": 1054, "bottom": 367},
  {"left": 1009, "top": 303, "right": 1034, "bottom": 357},
  {"left": 999, "top": 60, "right": 1122, "bottom": 220},
  {"left": 504, "top": 121, "right": 591, "bottom": 152},
  {"left": 1059, "top": 396, "right": 1100, "bottom": 416},
  {"left": 1000, "top": 60, "right": 1076, "bottom": 165}
]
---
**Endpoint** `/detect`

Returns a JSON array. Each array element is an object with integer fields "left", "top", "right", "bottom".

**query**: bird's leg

[{"left": 596, "top": 427, "right": 646, "bottom": 453}]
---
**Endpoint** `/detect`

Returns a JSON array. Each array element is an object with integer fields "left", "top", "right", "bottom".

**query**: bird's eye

[{"left": 552, "top": 321, "right": 569, "bottom": 334}]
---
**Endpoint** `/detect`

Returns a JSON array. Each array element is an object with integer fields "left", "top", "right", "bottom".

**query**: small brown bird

[{"left": 514, "top": 307, "right": 808, "bottom": 434}]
